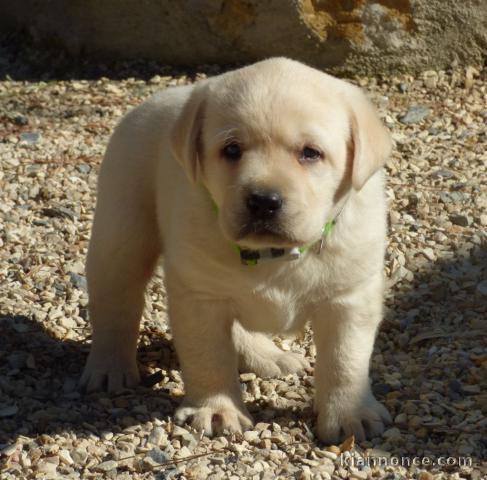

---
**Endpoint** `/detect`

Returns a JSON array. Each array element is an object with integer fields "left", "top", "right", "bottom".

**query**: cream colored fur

[{"left": 80, "top": 58, "right": 392, "bottom": 444}]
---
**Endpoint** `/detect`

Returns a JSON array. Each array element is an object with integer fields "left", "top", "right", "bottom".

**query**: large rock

[{"left": 0, "top": 0, "right": 485, "bottom": 73}]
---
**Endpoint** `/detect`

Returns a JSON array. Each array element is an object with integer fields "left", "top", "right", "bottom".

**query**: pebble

[
  {"left": 383, "top": 427, "right": 402, "bottom": 439},
  {"left": 421, "top": 248, "right": 436, "bottom": 261},
  {"left": 465, "top": 66, "right": 478, "bottom": 90},
  {"left": 439, "top": 191, "right": 465, "bottom": 204},
  {"left": 146, "top": 446, "right": 169, "bottom": 464},
  {"left": 143, "top": 370, "right": 164, "bottom": 387},
  {"left": 463, "top": 385, "right": 480, "bottom": 395},
  {"left": 20, "top": 132, "right": 41, "bottom": 144},
  {"left": 13, "top": 114, "right": 28, "bottom": 125},
  {"left": 394, "top": 413, "right": 407, "bottom": 425},
  {"left": 148, "top": 426, "right": 168, "bottom": 445},
  {"left": 374, "top": 383, "right": 391, "bottom": 396},
  {"left": 408, "top": 415, "right": 423, "bottom": 429},
  {"left": 254, "top": 422, "right": 270, "bottom": 431},
  {"left": 389, "top": 210, "right": 401, "bottom": 224},
  {"left": 262, "top": 438, "right": 279, "bottom": 452},
  {"left": 71, "top": 448, "right": 88, "bottom": 464},
  {"left": 59, "top": 316, "right": 78, "bottom": 329},
  {"left": 104, "top": 84, "right": 123, "bottom": 95},
  {"left": 1, "top": 444, "right": 18, "bottom": 456},
  {"left": 213, "top": 437, "right": 228, "bottom": 449},
  {"left": 69, "top": 272, "right": 88, "bottom": 290},
  {"left": 243, "top": 431, "right": 260, "bottom": 443},
  {"left": 0, "top": 405, "right": 18, "bottom": 417},
  {"left": 450, "top": 214, "right": 473, "bottom": 227},
  {"left": 76, "top": 163, "right": 92, "bottom": 174},
  {"left": 37, "top": 459, "right": 58, "bottom": 474},
  {"left": 42, "top": 206, "right": 78, "bottom": 220},
  {"left": 58, "top": 449, "right": 74, "bottom": 465},
  {"left": 422, "top": 70, "right": 438, "bottom": 89},
  {"left": 431, "top": 169, "right": 454, "bottom": 179},
  {"left": 172, "top": 425, "right": 190, "bottom": 438},
  {"left": 398, "top": 82, "right": 408, "bottom": 93},
  {"left": 100, "top": 430, "right": 114, "bottom": 440},
  {"left": 175, "top": 446, "right": 192, "bottom": 458},
  {"left": 188, "top": 462, "right": 212, "bottom": 478},
  {"left": 299, "top": 469, "right": 313, "bottom": 480},
  {"left": 150, "top": 75, "right": 162, "bottom": 84},
  {"left": 476, "top": 280, "right": 487, "bottom": 296},
  {"left": 95, "top": 460, "right": 118, "bottom": 472},
  {"left": 399, "top": 105, "right": 430, "bottom": 124},
  {"left": 433, "top": 232, "right": 448, "bottom": 242},
  {"left": 318, "top": 450, "right": 338, "bottom": 460}
]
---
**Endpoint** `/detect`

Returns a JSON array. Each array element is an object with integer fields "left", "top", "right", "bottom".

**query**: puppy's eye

[
  {"left": 222, "top": 142, "right": 242, "bottom": 161},
  {"left": 300, "top": 146, "right": 323, "bottom": 163}
]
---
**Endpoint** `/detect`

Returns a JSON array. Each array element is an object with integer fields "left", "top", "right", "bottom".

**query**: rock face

[{"left": 0, "top": 0, "right": 485, "bottom": 73}]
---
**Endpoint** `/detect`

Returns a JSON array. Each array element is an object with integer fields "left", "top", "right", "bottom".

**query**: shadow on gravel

[
  {"left": 0, "top": 314, "right": 180, "bottom": 441},
  {"left": 0, "top": 312, "right": 315, "bottom": 450},
  {"left": 0, "top": 32, "right": 226, "bottom": 82},
  {"left": 1, "top": 243, "right": 485, "bottom": 468},
  {"left": 375, "top": 243, "right": 486, "bottom": 464}
]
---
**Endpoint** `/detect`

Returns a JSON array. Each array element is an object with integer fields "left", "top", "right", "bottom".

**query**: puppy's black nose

[{"left": 246, "top": 191, "right": 282, "bottom": 220}]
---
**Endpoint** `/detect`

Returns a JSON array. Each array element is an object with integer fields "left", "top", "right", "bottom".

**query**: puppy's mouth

[{"left": 235, "top": 220, "right": 299, "bottom": 248}]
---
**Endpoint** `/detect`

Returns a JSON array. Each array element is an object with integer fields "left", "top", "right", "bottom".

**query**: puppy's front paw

[
  {"left": 316, "top": 392, "right": 392, "bottom": 444},
  {"left": 79, "top": 352, "right": 140, "bottom": 393},
  {"left": 175, "top": 395, "right": 253, "bottom": 436}
]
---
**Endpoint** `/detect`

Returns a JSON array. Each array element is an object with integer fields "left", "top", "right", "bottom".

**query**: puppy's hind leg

[
  {"left": 80, "top": 179, "right": 161, "bottom": 392},
  {"left": 233, "top": 322, "right": 309, "bottom": 378}
]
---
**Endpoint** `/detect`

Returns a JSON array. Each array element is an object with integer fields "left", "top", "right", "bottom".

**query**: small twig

[
  {"left": 112, "top": 439, "right": 315, "bottom": 472},
  {"left": 388, "top": 182, "right": 473, "bottom": 192}
]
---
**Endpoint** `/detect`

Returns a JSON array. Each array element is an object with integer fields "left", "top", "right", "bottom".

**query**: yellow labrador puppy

[{"left": 80, "top": 58, "right": 392, "bottom": 444}]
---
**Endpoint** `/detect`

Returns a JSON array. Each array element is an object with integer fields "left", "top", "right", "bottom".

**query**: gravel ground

[{"left": 0, "top": 43, "right": 486, "bottom": 479}]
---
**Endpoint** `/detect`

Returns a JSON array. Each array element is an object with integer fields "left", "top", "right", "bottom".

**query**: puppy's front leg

[
  {"left": 312, "top": 274, "right": 391, "bottom": 444},
  {"left": 168, "top": 292, "right": 253, "bottom": 436},
  {"left": 80, "top": 202, "right": 160, "bottom": 393}
]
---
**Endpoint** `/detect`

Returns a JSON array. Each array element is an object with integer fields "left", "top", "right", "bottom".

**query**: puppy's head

[{"left": 172, "top": 58, "right": 391, "bottom": 249}]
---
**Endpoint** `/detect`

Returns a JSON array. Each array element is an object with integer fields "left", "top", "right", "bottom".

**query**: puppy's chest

[{"left": 235, "top": 256, "right": 331, "bottom": 333}]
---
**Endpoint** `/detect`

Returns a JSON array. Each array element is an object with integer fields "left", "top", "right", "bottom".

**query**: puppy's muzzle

[{"left": 246, "top": 190, "right": 282, "bottom": 221}]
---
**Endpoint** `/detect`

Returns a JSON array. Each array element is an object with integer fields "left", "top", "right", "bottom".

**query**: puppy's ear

[
  {"left": 344, "top": 84, "right": 392, "bottom": 191},
  {"left": 171, "top": 82, "right": 208, "bottom": 184}
]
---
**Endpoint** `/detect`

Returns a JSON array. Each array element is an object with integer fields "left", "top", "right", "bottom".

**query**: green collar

[
  {"left": 210, "top": 197, "right": 341, "bottom": 266},
  {"left": 236, "top": 220, "right": 335, "bottom": 266}
]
